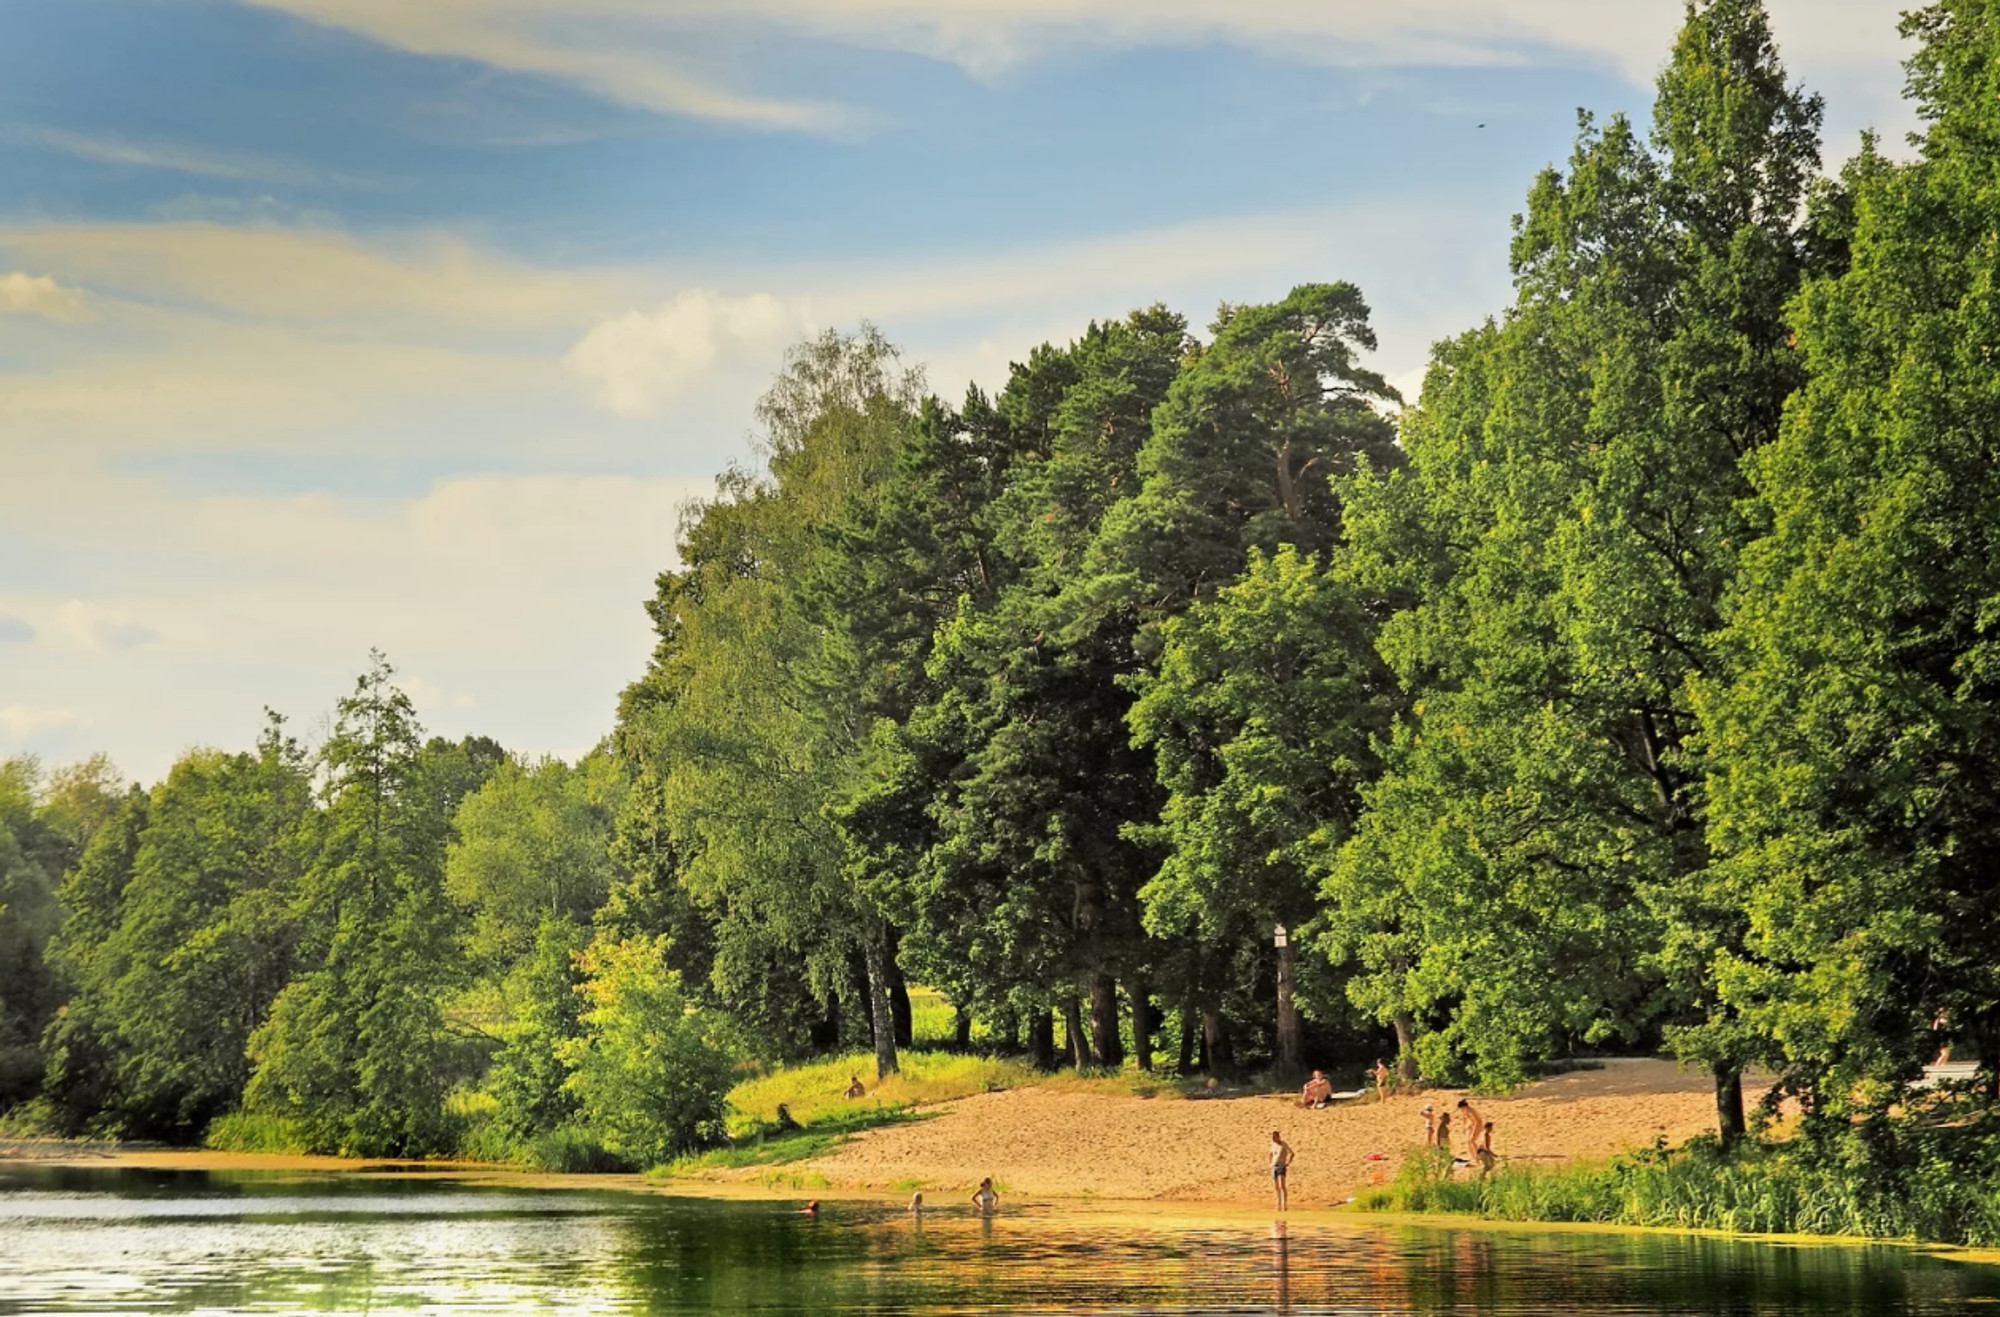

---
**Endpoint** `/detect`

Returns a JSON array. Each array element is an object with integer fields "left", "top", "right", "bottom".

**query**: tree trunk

[
  {"left": 808, "top": 998, "right": 840, "bottom": 1055},
  {"left": 1062, "top": 996, "right": 1089, "bottom": 1070},
  {"left": 1177, "top": 1004, "right": 1196, "bottom": 1074},
  {"left": 1392, "top": 1011, "right": 1419, "bottom": 1084},
  {"left": 998, "top": 1005, "right": 1021, "bottom": 1055},
  {"left": 1714, "top": 1063, "right": 1745, "bottom": 1149},
  {"left": 862, "top": 928, "right": 900, "bottom": 1080},
  {"left": 953, "top": 1005, "right": 972, "bottom": 1050},
  {"left": 1028, "top": 1009, "right": 1056, "bottom": 1070},
  {"left": 1274, "top": 940, "right": 1302, "bottom": 1087},
  {"left": 1089, "top": 973, "right": 1124, "bottom": 1069},
  {"left": 1130, "top": 979, "right": 1154, "bottom": 1073},
  {"left": 889, "top": 958, "right": 913, "bottom": 1049},
  {"left": 1202, "top": 1005, "right": 1234, "bottom": 1080}
]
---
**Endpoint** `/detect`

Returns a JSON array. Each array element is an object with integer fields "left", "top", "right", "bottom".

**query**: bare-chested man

[{"left": 1269, "top": 1130, "right": 1295, "bottom": 1211}]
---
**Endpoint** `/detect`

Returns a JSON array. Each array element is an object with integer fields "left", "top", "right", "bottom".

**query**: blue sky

[{"left": 0, "top": 0, "right": 1917, "bottom": 782}]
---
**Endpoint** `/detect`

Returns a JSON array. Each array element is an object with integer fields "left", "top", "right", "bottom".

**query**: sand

[
  {"left": 766, "top": 1058, "right": 1762, "bottom": 1205},
  {"left": 2, "top": 1059, "right": 1758, "bottom": 1211}
]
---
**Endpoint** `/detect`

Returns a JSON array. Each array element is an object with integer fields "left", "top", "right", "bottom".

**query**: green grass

[
  {"left": 907, "top": 986, "right": 958, "bottom": 1046},
  {"left": 205, "top": 1111, "right": 312, "bottom": 1154},
  {"left": 1351, "top": 1136, "right": 2000, "bottom": 1247},
  {"left": 668, "top": 1048, "right": 1173, "bottom": 1177},
  {"left": 720, "top": 1050, "right": 1040, "bottom": 1137}
]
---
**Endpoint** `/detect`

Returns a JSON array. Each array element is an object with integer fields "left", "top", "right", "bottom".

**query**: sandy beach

[{"left": 2, "top": 1058, "right": 1756, "bottom": 1210}]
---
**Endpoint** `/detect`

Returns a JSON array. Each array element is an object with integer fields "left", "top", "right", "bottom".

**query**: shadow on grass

[{"left": 667, "top": 1104, "right": 938, "bottom": 1173}]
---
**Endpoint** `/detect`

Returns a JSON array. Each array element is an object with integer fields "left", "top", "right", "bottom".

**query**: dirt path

[{"left": 782, "top": 1059, "right": 1756, "bottom": 1205}]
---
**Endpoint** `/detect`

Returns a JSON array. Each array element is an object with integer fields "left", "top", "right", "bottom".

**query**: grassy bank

[
  {"left": 1353, "top": 1135, "right": 2000, "bottom": 1247},
  {"left": 670, "top": 1050, "right": 1169, "bottom": 1179}
]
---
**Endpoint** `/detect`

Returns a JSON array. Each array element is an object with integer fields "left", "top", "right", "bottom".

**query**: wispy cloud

[
  {"left": 0, "top": 705, "right": 80, "bottom": 738},
  {"left": 49, "top": 601, "right": 161, "bottom": 653},
  {"left": 0, "top": 271, "right": 89, "bottom": 322},
  {"left": 18, "top": 127, "right": 377, "bottom": 189},
  {"left": 235, "top": 0, "right": 865, "bottom": 133},
  {"left": 0, "top": 616, "right": 35, "bottom": 644},
  {"left": 227, "top": 0, "right": 1908, "bottom": 133}
]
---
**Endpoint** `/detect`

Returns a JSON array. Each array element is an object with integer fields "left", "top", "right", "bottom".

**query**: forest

[{"left": 2, "top": 0, "right": 1997, "bottom": 1202}]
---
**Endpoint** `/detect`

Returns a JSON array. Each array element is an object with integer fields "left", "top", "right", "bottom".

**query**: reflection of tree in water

[{"left": 8, "top": 1168, "right": 2000, "bottom": 1315}]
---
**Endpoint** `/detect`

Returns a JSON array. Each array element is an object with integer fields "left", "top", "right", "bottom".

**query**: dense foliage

[{"left": 4, "top": 1, "right": 1997, "bottom": 1236}]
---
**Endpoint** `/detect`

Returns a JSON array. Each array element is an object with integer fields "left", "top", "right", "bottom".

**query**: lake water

[{"left": 2, "top": 1163, "right": 1997, "bottom": 1315}]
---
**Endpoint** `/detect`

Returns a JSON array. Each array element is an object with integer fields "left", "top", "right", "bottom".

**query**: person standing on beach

[
  {"left": 1433, "top": 1107, "right": 1451, "bottom": 1157},
  {"left": 1269, "top": 1130, "right": 1295, "bottom": 1210},
  {"left": 1455, "top": 1098, "right": 1485, "bottom": 1160},
  {"left": 971, "top": 1178, "right": 1000, "bottom": 1213},
  {"left": 1474, "top": 1120, "right": 1497, "bottom": 1177},
  {"left": 1421, "top": 1104, "right": 1437, "bottom": 1147}
]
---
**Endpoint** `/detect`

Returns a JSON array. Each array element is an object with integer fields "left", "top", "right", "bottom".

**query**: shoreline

[{"left": 6, "top": 1141, "right": 1999, "bottom": 1268}]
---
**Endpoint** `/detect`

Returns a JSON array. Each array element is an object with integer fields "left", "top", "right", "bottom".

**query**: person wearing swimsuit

[{"left": 1269, "top": 1130, "right": 1294, "bottom": 1211}]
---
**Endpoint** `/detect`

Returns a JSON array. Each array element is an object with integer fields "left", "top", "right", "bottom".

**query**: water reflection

[{"left": 1, "top": 1163, "right": 1996, "bottom": 1315}]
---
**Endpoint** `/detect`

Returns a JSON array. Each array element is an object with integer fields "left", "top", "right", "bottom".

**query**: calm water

[{"left": 2, "top": 1164, "right": 1997, "bottom": 1315}]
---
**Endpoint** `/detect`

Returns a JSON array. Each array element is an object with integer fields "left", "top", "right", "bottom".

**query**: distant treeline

[{"left": 2, "top": 0, "right": 1998, "bottom": 1182}]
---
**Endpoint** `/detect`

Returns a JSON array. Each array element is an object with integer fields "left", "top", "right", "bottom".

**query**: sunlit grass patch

[
  {"left": 205, "top": 1111, "right": 311, "bottom": 1155},
  {"left": 721, "top": 1051, "right": 1039, "bottom": 1136},
  {"left": 907, "top": 986, "right": 957, "bottom": 1045}
]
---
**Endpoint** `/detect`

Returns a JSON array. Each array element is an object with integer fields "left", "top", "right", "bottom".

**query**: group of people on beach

[
  {"left": 1269, "top": 1093, "right": 1499, "bottom": 1209},
  {"left": 1425, "top": 1098, "right": 1496, "bottom": 1174}
]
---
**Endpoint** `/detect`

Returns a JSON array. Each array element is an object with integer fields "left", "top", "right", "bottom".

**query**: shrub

[{"left": 559, "top": 935, "right": 735, "bottom": 1168}]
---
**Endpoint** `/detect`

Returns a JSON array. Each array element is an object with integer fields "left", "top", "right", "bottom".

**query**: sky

[{"left": 0, "top": 0, "right": 1920, "bottom": 784}]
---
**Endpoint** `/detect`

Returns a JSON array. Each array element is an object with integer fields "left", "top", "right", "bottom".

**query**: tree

[
  {"left": 1698, "top": 0, "right": 2000, "bottom": 1112},
  {"left": 246, "top": 655, "right": 485, "bottom": 1155},
  {"left": 1326, "top": 0, "right": 1824, "bottom": 1113},
  {"left": 1128, "top": 546, "right": 1398, "bottom": 1082},
  {"left": 560, "top": 934, "right": 736, "bottom": 1166},
  {"left": 447, "top": 752, "right": 624, "bottom": 971},
  {"left": 894, "top": 309, "right": 1190, "bottom": 1068},
  {"left": 615, "top": 326, "right": 925, "bottom": 1079}
]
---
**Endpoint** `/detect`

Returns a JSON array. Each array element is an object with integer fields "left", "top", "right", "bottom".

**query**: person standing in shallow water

[
  {"left": 1269, "top": 1130, "right": 1295, "bottom": 1210},
  {"left": 971, "top": 1178, "right": 999, "bottom": 1213}
]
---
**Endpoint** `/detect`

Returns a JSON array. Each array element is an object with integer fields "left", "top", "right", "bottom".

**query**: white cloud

[
  {"left": 235, "top": 0, "right": 861, "bottom": 131},
  {"left": 0, "top": 271, "right": 89, "bottom": 322},
  {"left": 0, "top": 222, "right": 641, "bottom": 328},
  {"left": 0, "top": 705, "right": 81, "bottom": 738},
  {"left": 564, "top": 289, "right": 816, "bottom": 417},
  {"left": 18, "top": 127, "right": 375, "bottom": 189},
  {"left": 230, "top": 0, "right": 1912, "bottom": 139},
  {"left": 0, "top": 472, "right": 701, "bottom": 779},
  {"left": 48, "top": 601, "right": 161, "bottom": 653}
]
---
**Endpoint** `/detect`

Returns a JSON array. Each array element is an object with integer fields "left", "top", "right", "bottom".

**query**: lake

[{"left": 2, "top": 1163, "right": 1997, "bottom": 1315}]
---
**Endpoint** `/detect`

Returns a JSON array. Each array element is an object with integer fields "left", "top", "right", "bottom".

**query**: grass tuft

[{"left": 205, "top": 1111, "right": 311, "bottom": 1155}]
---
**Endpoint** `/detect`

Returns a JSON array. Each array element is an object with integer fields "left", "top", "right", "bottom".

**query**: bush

[
  {"left": 559, "top": 935, "right": 735, "bottom": 1168},
  {"left": 1353, "top": 1118, "right": 2000, "bottom": 1246}
]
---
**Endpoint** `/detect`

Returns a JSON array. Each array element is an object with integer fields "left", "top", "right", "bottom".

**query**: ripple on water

[{"left": 2, "top": 1165, "right": 1998, "bottom": 1316}]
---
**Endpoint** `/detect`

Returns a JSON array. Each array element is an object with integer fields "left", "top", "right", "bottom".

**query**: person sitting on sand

[
  {"left": 971, "top": 1178, "right": 1000, "bottom": 1213},
  {"left": 1455, "top": 1098, "right": 1486, "bottom": 1158},
  {"left": 1269, "top": 1130, "right": 1295, "bottom": 1211},
  {"left": 844, "top": 1075, "right": 866, "bottom": 1099},
  {"left": 1421, "top": 1103, "right": 1437, "bottom": 1147},
  {"left": 1295, "top": 1070, "right": 1334, "bottom": 1108}
]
